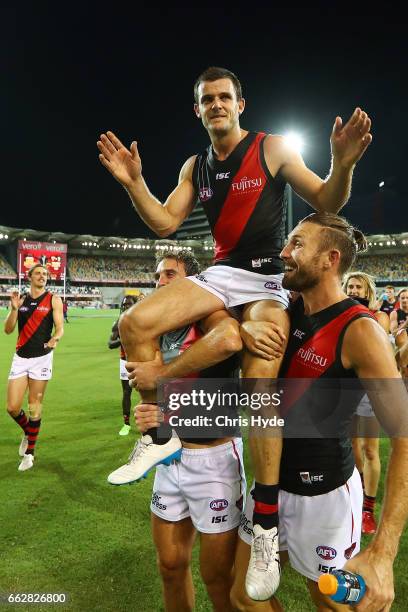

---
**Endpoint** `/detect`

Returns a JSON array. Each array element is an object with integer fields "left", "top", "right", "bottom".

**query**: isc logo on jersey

[
  {"left": 216, "top": 172, "right": 230, "bottom": 180},
  {"left": 37, "top": 306, "right": 50, "bottom": 312},
  {"left": 300, "top": 471, "right": 323, "bottom": 484}
]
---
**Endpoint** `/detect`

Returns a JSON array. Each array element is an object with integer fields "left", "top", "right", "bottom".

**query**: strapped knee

[{"left": 28, "top": 402, "right": 43, "bottom": 420}]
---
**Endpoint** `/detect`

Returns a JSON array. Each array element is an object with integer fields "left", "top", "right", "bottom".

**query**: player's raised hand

[
  {"left": 97, "top": 131, "right": 142, "bottom": 188},
  {"left": 331, "top": 108, "right": 372, "bottom": 168},
  {"left": 10, "top": 291, "right": 23, "bottom": 311}
]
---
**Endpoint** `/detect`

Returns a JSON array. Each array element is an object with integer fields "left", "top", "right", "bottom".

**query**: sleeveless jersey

[
  {"left": 396, "top": 308, "right": 408, "bottom": 326},
  {"left": 192, "top": 132, "right": 286, "bottom": 274},
  {"left": 16, "top": 291, "right": 54, "bottom": 358},
  {"left": 160, "top": 323, "right": 239, "bottom": 442},
  {"left": 279, "top": 297, "right": 373, "bottom": 495},
  {"left": 380, "top": 299, "right": 397, "bottom": 315}
]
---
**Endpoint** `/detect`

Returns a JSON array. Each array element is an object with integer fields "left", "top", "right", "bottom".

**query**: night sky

[{"left": 3, "top": 5, "right": 407, "bottom": 239}]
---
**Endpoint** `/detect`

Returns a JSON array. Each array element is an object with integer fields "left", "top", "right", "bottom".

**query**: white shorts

[
  {"left": 356, "top": 394, "right": 375, "bottom": 418},
  {"left": 119, "top": 359, "right": 128, "bottom": 381},
  {"left": 239, "top": 468, "right": 362, "bottom": 582},
  {"left": 8, "top": 352, "right": 54, "bottom": 381},
  {"left": 188, "top": 265, "right": 289, "bottom": 309},
  {"left": 151, "top": 438, "right": 246, "bottom": 533}
]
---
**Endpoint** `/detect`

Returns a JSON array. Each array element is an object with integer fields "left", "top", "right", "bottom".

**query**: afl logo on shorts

[
  {"left": 199, "top": 187, "right": 213, "bottom": 202},
  {"left": 316, "top": 546, "right": 337, "bottom": 560},
  {"left": 264, "top": 281, "right": 281, "bottom": 291},
  {"left": 210, "top": 499, "right": 229, "bottom": 511}
]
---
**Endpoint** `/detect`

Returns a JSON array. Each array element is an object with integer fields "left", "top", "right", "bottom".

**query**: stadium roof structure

[
  {"left": 0, "top": 225, "right": 215, "bottom": 255},
  {"left": 1, "top": 225, "right": 408, "bottom": 256}
]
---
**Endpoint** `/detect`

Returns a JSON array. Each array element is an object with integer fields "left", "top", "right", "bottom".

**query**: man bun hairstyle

[
  {"left": 194, "top": 67, "right": 242, "bottom": 103},
  {"left": 157, "top": 249, "right": 200, "bottom": 277},
  {"left": 299, "top": 212, "right": 367, "bottom": 276}
]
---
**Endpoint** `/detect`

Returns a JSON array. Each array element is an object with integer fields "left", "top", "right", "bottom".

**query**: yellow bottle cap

[{"left": 318, "top": 574, "right": 338, "bottom": 595}]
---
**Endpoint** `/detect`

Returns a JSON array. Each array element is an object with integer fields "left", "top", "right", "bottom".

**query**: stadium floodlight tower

[{"left": 283, "top": 131, "right": 305, "bottom": 233}]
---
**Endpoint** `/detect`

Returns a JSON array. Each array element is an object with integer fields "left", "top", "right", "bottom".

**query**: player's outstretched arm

[
  {"left": 97, "top": 131, "right": 196, "bottom": 237},
  {"left": 127, "top": 311, "right": 242, "bottom": 390},
  {"left": 269, "top": 108, "right": 372, "bottom": 214},
  {"left": 341, "top": 317, "right": 408, "bottom": 611}
]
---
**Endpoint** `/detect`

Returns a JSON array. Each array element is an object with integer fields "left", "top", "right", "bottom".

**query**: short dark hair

[
  {"left": 28, "top": 264, "right": 48, "bottom": 278},
  {"left": 120, "top": 295, "right": 138, "bottom": 312},
  {"left": 156, "top": 249, "right": 200, "bottom": 277},
  {"left": 194, "top": 67, "right": 242, "bottom": 103},
  {"left": 299, "top": 212, "right": 367, "bottom": 276}
]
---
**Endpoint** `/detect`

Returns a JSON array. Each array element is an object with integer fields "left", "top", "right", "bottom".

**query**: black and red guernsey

[
  {"left": 278, "top": 297, "right": 374, "bottom": 496},
  {"left": 192, "top": 132, "right": 287, "bottom": 274},
  {"left": 16, "top": 291, "right": 54, "bottom": 358},
  {"left": 396, "top": 308, "right": 408, "bottom": 326}
]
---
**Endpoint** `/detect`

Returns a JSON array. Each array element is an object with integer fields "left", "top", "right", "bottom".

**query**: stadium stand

[{"left": 0, "top": 225, "right": 407, "bottom": 307}]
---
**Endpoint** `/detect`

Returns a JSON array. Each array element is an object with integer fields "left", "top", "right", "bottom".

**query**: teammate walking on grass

[{"left": 4, "top": 264, "right": 64, "bottom": 471}]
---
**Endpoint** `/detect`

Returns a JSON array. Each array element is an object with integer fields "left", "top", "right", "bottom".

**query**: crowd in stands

[
  {"left": 69, "top": 256, "right": 155, "bottom": 284},
  {"left": 355, "top": 255, "right": 408, "bottom": 281},
  {"left": 0, "top": 256, "right": 16, "bottom": 278},
  {"left": 0, "top": 284, "right": 101, "bottom": 297}
]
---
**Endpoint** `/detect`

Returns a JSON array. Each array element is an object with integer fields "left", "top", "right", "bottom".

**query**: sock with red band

[
  {"left": 12, "top": 410, "right": 29, "bottom": 434},
  {"left": 252, "top": 482, "right": 279, "bottom": 530},
  {"left": 26, "top": 418, "right": 42, "bottom": 456},
  {"left": 363, "top": 494, "right": 376, "bottom": 514}
]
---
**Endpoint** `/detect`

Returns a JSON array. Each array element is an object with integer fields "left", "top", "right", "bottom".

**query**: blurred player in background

[
  {"left": 108, "top": 295, "right": 139, "bottom": 435},
  {"left": 343, "top": 271, "right": 390, "bottom": 535}
]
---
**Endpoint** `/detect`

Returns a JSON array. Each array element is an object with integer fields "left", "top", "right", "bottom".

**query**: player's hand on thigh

[
  {"left": 344, "top": 548, "right": 394, "bottom": 611},
  {"left": 240, "top": 321, "right": 286, "bottom": 360},
  {"left": 126, "top": 351, "right": 165, "bottom": 390},
  {"left": 134, "top": 403, "right": 163, "bottom": 433}
]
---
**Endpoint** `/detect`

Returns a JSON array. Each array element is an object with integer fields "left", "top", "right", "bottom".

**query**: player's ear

[
  {"left": 238, "top": 97, "right": 245, "bottom": 115},
  {"left": 327, "top": 249, "right": 341, "bottom": 267},
  {"left": 194, "top": 103, "right": 200, "bottom": 118}
]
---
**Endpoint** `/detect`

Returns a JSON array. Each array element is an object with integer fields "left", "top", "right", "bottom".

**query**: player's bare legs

[
  {"left": 7, "top": 376, "right": 29, "bottom": 418},
  {"left": 152, "top": 514, "right": 196, "bottom": 612},
  {"left": 7, "top": 377, "right": 47, "bottom": 470},
  {"left": 199, "top": 529, "right": 238, "bottom": 611},
  {"left": 107, "top": 278, "right": 225, "bottom": 485},
  {"left": 241, "top": 300, "right": 289, "bottom": 600}
]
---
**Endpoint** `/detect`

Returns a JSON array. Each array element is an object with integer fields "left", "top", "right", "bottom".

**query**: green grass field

[{"left": 0, "top": 308, "right": 407, "bottom": 611}]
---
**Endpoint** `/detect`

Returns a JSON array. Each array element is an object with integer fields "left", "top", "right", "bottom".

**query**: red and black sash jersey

[
  {"left": 380, "top": 299, "right": 398, "bottom": 315},
  {"left": 396, "top": 308, "right": 408, "bottom": 326},
  {"left": 16, "top": 292, "right": 54, "bottom": 358},
  {"left": 278, "top": 297, "right": 374, "bottom": 496},
  {"left": 192, "top": 132, "right": 287, "bottom": 274}
]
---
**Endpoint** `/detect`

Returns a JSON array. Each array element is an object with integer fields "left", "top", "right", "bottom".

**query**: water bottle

[{"left": 318, "top": 570, "right": 366, "bottom": 605}]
